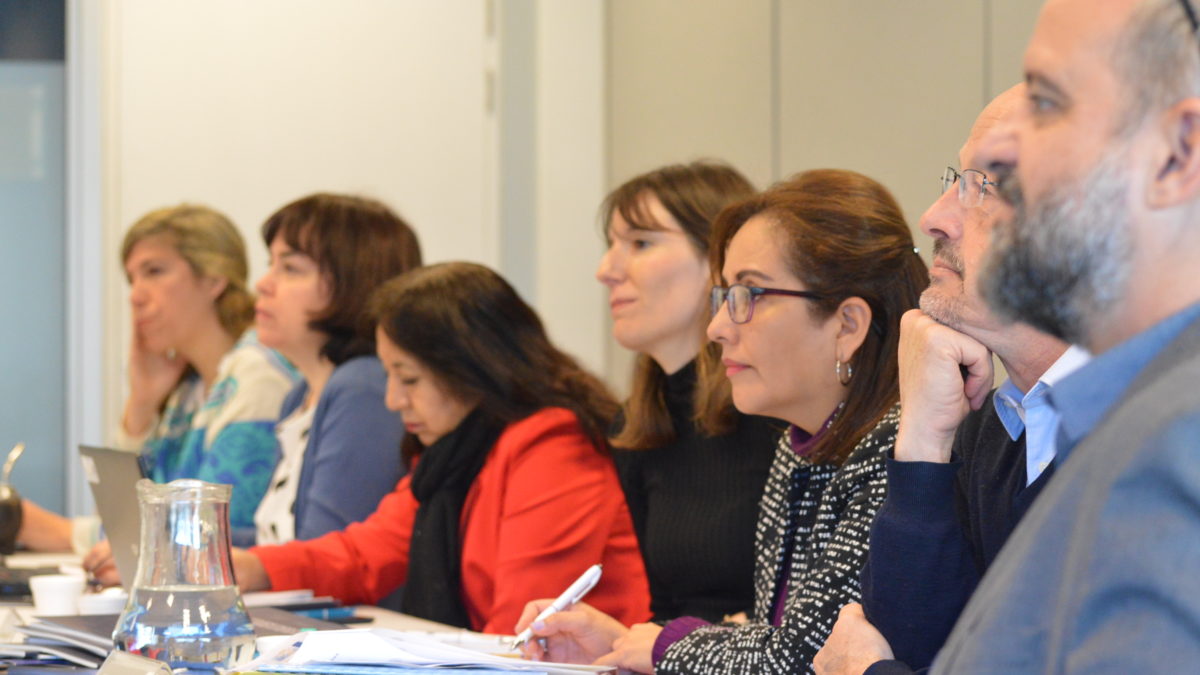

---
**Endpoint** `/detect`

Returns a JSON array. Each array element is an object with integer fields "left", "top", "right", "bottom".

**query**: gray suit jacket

[{"left": 933, "top": 315, "right": 1200, "bottom": 673}]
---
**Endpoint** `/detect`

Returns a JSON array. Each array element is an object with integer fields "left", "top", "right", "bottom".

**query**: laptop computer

[
  {"left": 78, "top": 445, "right": 145, "bottom": 588},
  {"left": 0, "top": 565, "right": 61, "bottom": 601}
]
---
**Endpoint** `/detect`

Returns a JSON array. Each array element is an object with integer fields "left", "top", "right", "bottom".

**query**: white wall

[
  {"left": 109, "top": 0, "right": 492, "bottom": 272},
  {"left": 605, "top": 0, "right": 776, "bottom": 394},
  {"left": 531, "top": 1, "right": 607, "bottom": 377},
  {"left": 490, "top": 0, "right": 608, "bottom": 378},
  {"left": 778, "top": 2, "right": 987, "bottom": 254},
  {"left": 607, "top": 0, "right": 775, "bottom": 189},
  {"left": 96, "top": 0, "right": 609, "bottom": 425},
  {"left": 67, "top": 0, "right": 608, "bottom": 515},
  {"left": 98, "top": 0, "right": 492, "bottom": 446},
  {"left": 605, "top": 0, "right": 1044, "bottom": 389},
  {"left": 607, "top": 0, "right": 1044, "bottom": 262}
]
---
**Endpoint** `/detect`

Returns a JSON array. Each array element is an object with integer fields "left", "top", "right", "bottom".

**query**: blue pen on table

[
  {"left": 510, "top": 563, "right": 602, "bottom": 651},
  {"left": 293, "top": 606, "right": 357, "bottom": 621}
]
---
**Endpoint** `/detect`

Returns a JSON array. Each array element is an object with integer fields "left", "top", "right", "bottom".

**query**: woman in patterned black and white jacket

[{"left": 516, "top": 169, "right": 929, "bottom": 674}]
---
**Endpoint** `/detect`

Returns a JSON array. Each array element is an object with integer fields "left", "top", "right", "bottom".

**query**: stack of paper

[
  {"left": 16, "top": 606, "right": 342, "bottom": 659},
  {"left": 243, "top": 589, "right": 339, "bottom": 609},
  {"left": 240, "top": 628, "right": 614, "bottom": 675},
  {"left": 0, "top": 641, "right": 103, "bottom": 667},
  {"left": 16, "top": 614, "right": 114, "bottom": 656}
]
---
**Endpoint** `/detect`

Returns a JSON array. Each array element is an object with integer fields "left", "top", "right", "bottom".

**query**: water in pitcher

[{"left": 114, "top": 584, "right": 255, "bottom": 669}]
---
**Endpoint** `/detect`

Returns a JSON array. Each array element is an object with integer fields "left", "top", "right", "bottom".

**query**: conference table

[
  {"left": 1, "top": 552, "right": 578, "bottom": 673},
  {"left": 4, "top": 551, "right": 452, "bottom": 629}
]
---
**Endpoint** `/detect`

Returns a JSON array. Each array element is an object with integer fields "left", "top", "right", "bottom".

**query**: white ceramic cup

[
  {"left": 29, "top": 574, "right": 85, "bottom": 616},
  {"left": 78, "top": 588, "right": 129, "bottom": 615}
]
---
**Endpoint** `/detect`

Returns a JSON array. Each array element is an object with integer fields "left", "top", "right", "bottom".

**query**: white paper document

[
  {"left": 241, "top": 628, "right": 614, "bottom": 674},
  {"left": 241, "top": 589, "right": 338, "bottom": 608}
]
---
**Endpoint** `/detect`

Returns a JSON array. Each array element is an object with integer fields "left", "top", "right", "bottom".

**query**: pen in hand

[{"left": 510, "top": 563, "right": 603, "bottom": 651}]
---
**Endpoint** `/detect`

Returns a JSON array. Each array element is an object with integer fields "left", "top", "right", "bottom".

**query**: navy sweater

[{"left": 860, "top": 394, "right": 1054, "bottom": 674}]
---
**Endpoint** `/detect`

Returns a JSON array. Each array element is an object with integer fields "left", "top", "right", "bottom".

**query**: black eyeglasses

[
  {"left": 1180, "top": 0, "right": 1200, "bottom": 35},
  {"left": 712, "top": 283, "right": 889, "bottom": 337},
  {"left": 710, "top": 284, "right": 824, "bottom": 324}
]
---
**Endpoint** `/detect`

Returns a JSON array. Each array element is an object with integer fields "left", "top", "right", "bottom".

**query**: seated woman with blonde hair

[
  {"left": 20, "top": 205, "right": 295, "bottom": 553},
  {"left": 235, "top": 262, "right": 650, "bottom": 633}
]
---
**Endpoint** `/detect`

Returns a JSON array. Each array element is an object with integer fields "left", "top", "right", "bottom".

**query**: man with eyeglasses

[
  {"left": 813, "top": 85, "right": 1088, "bottom": 675},
  {"left": 827, "top": 0, "right": 1200, "bottom": 671}
]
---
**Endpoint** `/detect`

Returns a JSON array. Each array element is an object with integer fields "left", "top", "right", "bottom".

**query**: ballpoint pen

[{"left": 510, "top": 563, "right": 603, "bottom": 651}]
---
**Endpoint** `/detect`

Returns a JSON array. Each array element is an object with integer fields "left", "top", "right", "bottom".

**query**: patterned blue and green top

[{"left": 119, "top": 331, "right": 297, "bottom": 531}]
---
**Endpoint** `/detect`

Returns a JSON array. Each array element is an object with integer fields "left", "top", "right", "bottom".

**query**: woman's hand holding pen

[{"left": 514, "top": 600, "right": 628, "bottom": 665}]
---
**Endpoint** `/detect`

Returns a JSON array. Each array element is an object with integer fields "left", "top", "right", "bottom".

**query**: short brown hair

[
  {"left": 122, "top": 204, "right": 254, "bottom": 339},
  {"left": 602, "top": 161, "right": 756, "bottom": 450},
  {"left": 371, "top": 262, "right": 619, "bottom": 463},
  {"left": 700, "top": 169, "right": 928, "bottom": 465},
  {"left": 262, "top": 193, "right": 422, "bottom": 365}
]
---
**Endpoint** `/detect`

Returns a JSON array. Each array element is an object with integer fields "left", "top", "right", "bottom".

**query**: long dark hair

[
  {"left": 262, "top": 193, "right": 423, "bottom": 365},
  {"left": 371, "top": 262, "right": 619, "bottom": 462},
  {"left": 602, "top": 161, "right": 756, "bottom": 450},
  {"left": 701, "top": 169, "right": 928, "bottom": 465}
]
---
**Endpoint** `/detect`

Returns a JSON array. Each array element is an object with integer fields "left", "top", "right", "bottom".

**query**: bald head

[
  {"left": 1110, "top": 0, "right": 1200, "bottom": 133},
  {"left": 965, "top": 85, "right": 1024, "bottom": 152}
]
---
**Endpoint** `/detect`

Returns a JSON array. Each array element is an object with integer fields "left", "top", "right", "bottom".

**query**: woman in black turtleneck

[{"left": 595, "top": 162, "right": 782, "bottom": 622}]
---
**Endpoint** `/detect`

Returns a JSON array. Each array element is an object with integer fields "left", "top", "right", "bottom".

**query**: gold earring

[{"left": 835, "top": 358, "right": 853, "bottom": 386}]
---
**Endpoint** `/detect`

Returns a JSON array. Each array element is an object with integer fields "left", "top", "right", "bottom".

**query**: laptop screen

[{"left": 78, "top": 445, "right": 144, "bottom": 587}]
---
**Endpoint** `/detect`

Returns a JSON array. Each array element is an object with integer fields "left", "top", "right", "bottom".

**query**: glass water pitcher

[{"left": 113, "top": 479, "right": 255, "bottom": 669}]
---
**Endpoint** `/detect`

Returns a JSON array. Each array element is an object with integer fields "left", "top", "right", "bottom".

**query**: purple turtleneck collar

[{"left": 787, "top": 404, "right": 841, "bottom": 457}]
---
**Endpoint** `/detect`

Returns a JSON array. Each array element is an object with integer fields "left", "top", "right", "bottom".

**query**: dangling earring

[{"left": 835, "top": 358, "right": 853, "bottom": 386}]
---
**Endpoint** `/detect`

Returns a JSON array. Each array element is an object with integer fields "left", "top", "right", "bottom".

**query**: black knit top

[{"left": 613, "top": 361, "right": 782, "bottom": 622}]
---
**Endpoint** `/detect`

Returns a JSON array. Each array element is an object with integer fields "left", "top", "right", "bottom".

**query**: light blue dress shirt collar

[
  {"left": 1050, "top": 301, "right": 1200, "bottom": 462},
  {"left": 993, "top": 345, "right": 1091, "bottom": 485}
]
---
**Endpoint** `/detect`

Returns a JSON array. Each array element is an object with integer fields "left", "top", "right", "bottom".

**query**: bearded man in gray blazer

[{"left": 815, "top": 0, "right": 1200, "bottom": 673}]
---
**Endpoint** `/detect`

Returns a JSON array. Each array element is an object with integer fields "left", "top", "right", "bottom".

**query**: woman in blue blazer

[{"left": 249, "top": 193, "right": 422, "bottom": 546}]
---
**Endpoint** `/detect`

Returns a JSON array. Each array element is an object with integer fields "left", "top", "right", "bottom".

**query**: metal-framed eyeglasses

[
  {"left": 1180, "top": 0, "right": 1200, "bottom": 37},
  {"left": 710, "top": 283, "right": 824, "bottom": 325},
  {"left": 941, "top": 166, "right": 996, "bottom": 208}
]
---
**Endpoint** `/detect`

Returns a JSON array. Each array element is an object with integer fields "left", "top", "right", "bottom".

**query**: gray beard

[{"left": 980, "top": 158, "right": 1133, "bottom": 346}]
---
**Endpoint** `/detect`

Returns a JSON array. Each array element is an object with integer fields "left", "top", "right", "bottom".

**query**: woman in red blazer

[{"left": 235, "top": 262, "right": 650, "bottom": 634}]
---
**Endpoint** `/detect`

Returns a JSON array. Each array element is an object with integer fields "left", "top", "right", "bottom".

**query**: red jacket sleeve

[
  {"left": 460, "top": 408, "right": 650, "bottom": 633},
  {"left": 251, "top": 475, "right": 416, "bottom": 605}
]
